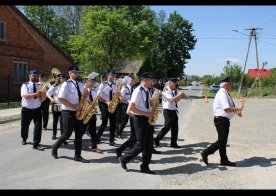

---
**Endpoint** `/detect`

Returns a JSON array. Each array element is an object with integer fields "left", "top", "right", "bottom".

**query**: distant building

[
  {"left": 0, "top": 6, "right": 74, "bottom": 100},
  {"left": 248, "top": 68, "right": 271, "bottom": 78}
]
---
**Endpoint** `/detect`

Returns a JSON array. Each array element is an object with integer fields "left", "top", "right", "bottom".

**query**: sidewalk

[{"left": 0, "top": 107, "right": 21, "bottom": 124}]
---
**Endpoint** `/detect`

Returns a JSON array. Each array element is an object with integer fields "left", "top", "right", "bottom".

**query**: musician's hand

[
  {"left": 75, "top": 104, "right": 81, "bottom": 111},
  {"left": 50, "top": 98, "right": 55, "bottom": 103},
  {"left": 238, "top": 105, "right": 244, "bottom": 111},
  {"left": 106, "top": 101, "right": 111, "bottom": 106},
  {"left": 145, "top": 112, "right": 152, "bottom": 119},
  {"left": 179, "top": 91, "right": 185, "bottom": 97}
]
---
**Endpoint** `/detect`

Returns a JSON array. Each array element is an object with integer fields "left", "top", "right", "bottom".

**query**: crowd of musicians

[{"left": 20, "top": 65, "right": 244, "bottom": 174}]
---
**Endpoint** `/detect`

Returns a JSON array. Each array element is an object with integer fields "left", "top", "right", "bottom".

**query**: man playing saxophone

[
  {"left": 96, "top": 70, "right": 119, "bottom": 146},
  {"left": 82, "top": 72, "right": 103, "bottom": 153},
  {"left": 119, "top": 72, "right": 155, "bottom": 174},
  {"left": 51, "top": 65, "right": 89, "bottom": 163},
  {"left": 154, "top": 78, "right": 185, "bottom": 148}
]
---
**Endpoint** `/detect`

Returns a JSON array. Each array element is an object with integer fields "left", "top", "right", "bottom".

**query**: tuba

[
  {"left": 148, "top": 89, "right": 162, "bottom": 125},
  {"left": 38, "top": 68, "right": 61, "bottom": 102}
]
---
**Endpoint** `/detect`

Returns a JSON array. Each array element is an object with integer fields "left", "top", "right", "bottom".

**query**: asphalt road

[{"left": 0, "top": 86, "right": 200, "bottom": 189}]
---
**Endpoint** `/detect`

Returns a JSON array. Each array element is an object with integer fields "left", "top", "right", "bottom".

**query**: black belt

[
  {"left": 22, "top": 107, "right": 40, "bottom": 111},
  {"left": 214, "top": 116, "right": 229, "bottom": 120}
]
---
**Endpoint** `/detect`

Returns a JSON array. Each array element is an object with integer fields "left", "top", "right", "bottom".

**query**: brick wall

[{"left": 0, "top": 6, "right": 73, "bottom": 100}]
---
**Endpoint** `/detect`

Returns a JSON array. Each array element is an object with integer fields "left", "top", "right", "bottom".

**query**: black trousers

[
  {"left": 83, "top": 115, "right": 97, "bottom": 149},
  {"left": 21, "top": 107, "right": 42, "bottom": 146},
  {"left": 204, "top": 117, "right": 230, "bottom": 162},
  {"left": 53, "top": 110, "right": 84, "bottom": 156},
  {"left": 155, "top": 109, "right": 179, "bottom": 146},
  {"left": 41, "top": 98, "right": 50, "bottom": 129},
  {"left": 117, "top": 117, "right": 136, "bottom": 152},
  {"left": 51, "top": 104, "right": 63, "bottom": 136},
  {"left": 120, "top": 115, "right": 153, "bottom": 169},
  {"left": 117, "top": 103, "right": 129, "bottom": 135},
  {"left": 96, "top": 102, "right": 117, "bottom": 143}
]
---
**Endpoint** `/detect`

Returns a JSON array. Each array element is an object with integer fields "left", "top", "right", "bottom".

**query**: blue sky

[{"left": 151, "top": 6, "right": 276, "bottom": 77}]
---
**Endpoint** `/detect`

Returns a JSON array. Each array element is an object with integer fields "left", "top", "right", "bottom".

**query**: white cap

[{"left": 88, "top": 72, "right": 99, "bottom": 80}]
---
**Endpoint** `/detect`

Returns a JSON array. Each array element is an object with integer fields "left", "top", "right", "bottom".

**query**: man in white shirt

[
  {"left": 46, "top": 73, "right": 66, "bottom": 140},
  {"left": 51, "top": 65, "right": 89, "bottom": 163},
  {"left": 96, "top": 70, "right": 118, "bottom": 146},
  {"left": 116, "top": 76, "right": 134, "bottom": 138},
  {"left": 20, "top": 70, "right": 42, "bottom": 149},
  {"left": 201, "top": 76, "right": 244, "bottom": 167},
  {"left": 119, "top": 72, "right": 155, "bottom": 174},
  {"left": 154, "top": 78, "right": 185, "bottom": 148}
]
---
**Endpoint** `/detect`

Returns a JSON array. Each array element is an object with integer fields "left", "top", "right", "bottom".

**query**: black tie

[
  {"left": 76, "top": 81, "right": 81, "bottom": 102},
  {"left": 33, "top": 83, "right": 37, "bottom": 99},
  {"left": 172, "top": 89, "right": 178, "bottom": 108},
  {"left": 228, "top": 93, "right": 235, "bottom": 108},
  {"left": 89, "top": 90, "right": 93, "bottom": 102},
  {"left": 145, "top": 90, "right": 149, "bottom": 109},
  {"left": 109, "top": 83, "right": 113, "bottom": 101}
]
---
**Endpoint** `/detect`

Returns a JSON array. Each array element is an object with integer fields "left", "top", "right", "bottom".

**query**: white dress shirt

[
  {"left": 213, "top": 88, "right": 236, "bottom": 120},
  {"left": 162, "top": 87, "right": 178, "bottom": 110},
  {"left": 121, "top": 84, "right": 131, "bottom": 103},
  {"left": 98, "top": 81, "right": 117, "bottom": 102},
  {"left": 129, "top": 84, "right": 151, "bottom": 114},
  {"left": 46, "top": 84, "right": 62, "bottom": 103},
  {"left": 21, "top": 81, "right": 41, "bottom": 109},
  {"left": 58, "top": 79, "right": 85, "bottom": 111}
]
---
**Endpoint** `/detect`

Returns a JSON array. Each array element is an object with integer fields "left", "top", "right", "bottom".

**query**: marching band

[{"left": 20, "top": 65, "right": 243, "bottom": 174}]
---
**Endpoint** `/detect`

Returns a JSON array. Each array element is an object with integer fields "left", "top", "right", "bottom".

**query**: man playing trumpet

[
  {"left": 201, "top": 76, "right": 244, "bottom": 167},
  {"left": 154, "top": 78, "right": 185, "bottom": 148}
]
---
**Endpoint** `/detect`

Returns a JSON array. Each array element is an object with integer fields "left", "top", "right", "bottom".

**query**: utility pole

[
  {"left": 227, "top": 60, "right": 231, "bottom": 82},
  {"left": 237, "top": 28, "right": 263, "bottom": 98}
]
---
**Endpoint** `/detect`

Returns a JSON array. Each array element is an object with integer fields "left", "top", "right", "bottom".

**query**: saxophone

[
  {"left": 76, "top": 80, "right": 90, "bottom": 120},
  {"left": 148, "top": 89, "right": 162, "bottom": 125},
  {"left": 82, "top": 85, "right": 106, "bottom": 124}
]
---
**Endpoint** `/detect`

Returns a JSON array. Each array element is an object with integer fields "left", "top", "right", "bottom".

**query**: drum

[{"left": 53, "top": 104, "right": 62, "bottom": 112}]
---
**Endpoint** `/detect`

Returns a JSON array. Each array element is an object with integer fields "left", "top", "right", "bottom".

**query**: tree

[
  {"left": 23, "top": 6, "right": 70, "bottom": 54},
  {"left": 158, "top": 11, "right": 197, "bottom": 78},
  {"left": 222, "top": 64, "right": 242, "bottom": 84},
  {"left": 68, "top": 6, "right": 159, "bottom": 76}
]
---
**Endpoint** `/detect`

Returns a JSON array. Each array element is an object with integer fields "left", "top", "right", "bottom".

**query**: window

[
  {"left": 13, "top": 62, "right": 28, "bottom": 84},
  {"left": 0, "top": 21, "right": 6, "bottom": 40}
]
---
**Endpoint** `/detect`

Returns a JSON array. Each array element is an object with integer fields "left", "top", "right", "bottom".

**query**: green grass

[{"left": 0, "top": 102, "right": 21, "bottom": 110}]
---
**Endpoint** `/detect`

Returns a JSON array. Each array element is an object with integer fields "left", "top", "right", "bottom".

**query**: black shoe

[
  {"left": 22, "top": 140, "right": 26, "bottom": 145},
  {"left": 154, "top": 138, "right": 160, "bottom": 147},
  {"left": 118, "top": 157, "right": 128, "bottom": 171},
  {"left": 51, "top": 147, "right": 58, "bottom": 159},
  {"left": 33, "top": 145, "right": 39, "bottom": 150},
  {"left": 115, "top": 148, "right": 122, "bottom": 157},
  {"left": 52, "top": 135, "right": 57, "bottom": 140},
  {"left": 171, "top": 144, "right": 181, "bottom": 148},
  {"left": 109, "top": 141, "right": 116, "bottom": 146},
  {"left": 140, "top": 167, "right": 155, "bottom": 174},
  {"left": 74, "top": 155, "right": 90, "bottom": 163},
  {"left": 118, "top": 134, "right": 124, "bottom": 139},
  {"left": 63, "top": 141, "right": 69, "bottom": 145},
  {"left": 152, "top": 148, "right": 161, "bottom": 154},
  {"left": 220, "top": 160, "right": 237, "bottom": 167},
  {"left": 200, "top": 151, "right": 208, "bottom": 165}
]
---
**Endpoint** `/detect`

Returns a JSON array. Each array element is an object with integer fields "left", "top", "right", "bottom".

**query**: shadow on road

[
  {"left": 236, "top": 157, "right": 276, "bottom": 167},
  {"left": 155, "top": 163, "right": 228, "bottom": 175}
]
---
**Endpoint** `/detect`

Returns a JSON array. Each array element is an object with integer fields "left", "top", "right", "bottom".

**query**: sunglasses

[{"left": 71, "top": 71, "right": 80, "bottom": 75}]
